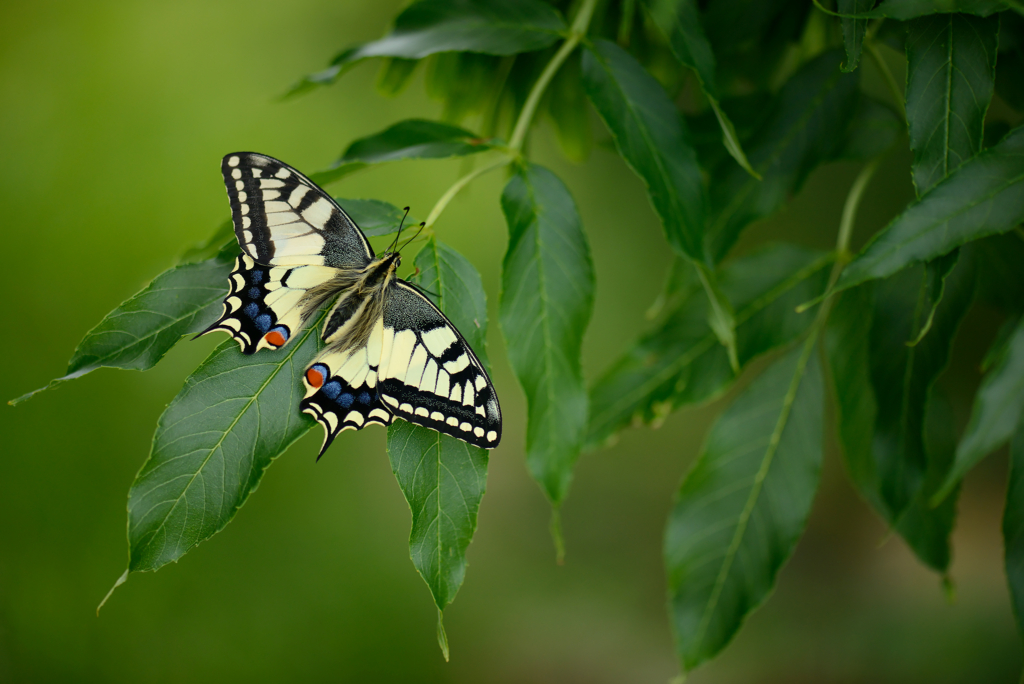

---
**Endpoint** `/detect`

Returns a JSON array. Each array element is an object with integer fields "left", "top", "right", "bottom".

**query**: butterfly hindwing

[
  {"left": 198, "top": 254, "right": 338, "bottom": 354},
  {"left": 222, "top": 152, "right": 374, "bottom": 269},
  {"left": 300, "top": 317, "right": 393, "bottom": 455},
  {"left": 378, "top": 281, "right": 501, "bottom": 449}
]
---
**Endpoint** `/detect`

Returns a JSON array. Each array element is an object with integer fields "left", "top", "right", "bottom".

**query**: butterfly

[{"left": 198, "top": 152, "right": 502, "bottom": 456}]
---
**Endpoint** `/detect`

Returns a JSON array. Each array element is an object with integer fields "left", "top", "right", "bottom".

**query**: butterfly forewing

[
  {"left": 378, "top": 282, "right": 501, "bottom": 449},
  {"left": 222, "top": 152, "right": 374, "bottom": 269}
]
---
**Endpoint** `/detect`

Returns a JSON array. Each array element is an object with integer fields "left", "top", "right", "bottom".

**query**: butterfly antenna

[
  {"left": 386, "top": 206, "right": 411, "bottom": 255},
  {"left": 397, "top": 222, "right": 426, "bottom": 253}
]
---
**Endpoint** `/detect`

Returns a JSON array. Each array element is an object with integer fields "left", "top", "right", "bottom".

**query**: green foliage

[{"left": 17, "top": 0, "right": 1024, "bottom": 675}]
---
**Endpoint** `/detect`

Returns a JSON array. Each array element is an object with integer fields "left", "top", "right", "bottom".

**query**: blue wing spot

[
  {"left": 338, "top": 392, "right": 354, "bottom": 408},
  {"left": 358, "top": 391, "right": 372, "bottom": 405},
  {"left": 250, "top": 269, "right": 264, "bottom": 284},
  {"left": 248, "top": 286, "right": 261, "bottom": 300},
  {"left": 243, "top": 302, "right": 259, "bottom": 318},
  {"left": 255, "top": 314, "right": 272, "bottom": 333},
  {"left": 322, "top": 381, "right": 341, "bottom": 400}
]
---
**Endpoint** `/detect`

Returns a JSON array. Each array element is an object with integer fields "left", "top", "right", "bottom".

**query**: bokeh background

[{"left": 1, "top": 1, "right": 1020, "bottom": 681}]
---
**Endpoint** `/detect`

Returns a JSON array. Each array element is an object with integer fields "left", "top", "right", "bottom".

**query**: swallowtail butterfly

[{"left": 198, "top": 152, "right": 502, "bottom": 455}]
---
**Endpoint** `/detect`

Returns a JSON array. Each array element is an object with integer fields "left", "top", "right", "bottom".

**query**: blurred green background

[{"left": 1, "top": 1, "right": 1020, "bottom": 681}]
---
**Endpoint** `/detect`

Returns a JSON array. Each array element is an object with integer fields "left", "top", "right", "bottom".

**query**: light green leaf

[
  {"left": 385, "top": 237, "right": 490, "bottom": 623},
  {"left": 906, "top": 12, "right": 999, "bottom": 195},
  {"left": 587, "top": 244, "right": 830, "bottom": 450},
  {"left": 707, "top": 50, "right": 859, "bottom": 261},
  {"left": 286, "top": 0, "right": 566, "bottom": 97},
  {"left": 580, "top": 39, "right": 707, "bottom": 262},
  {"left": 935, "top": 315, "right": 1024, "bottom": 502},
  {"left": 10, "top": 249, "right": 233, "bottom": 406},
  {"left": 666, "top": 341, "right": 824, "bottom": 671},
  {"left": 836, "top": 124, "right": 1024, "bottom": 292},
  {"left": 1003, "top": 419, "right": 1024, "bottom": 656},
  {"left": 126, "top": 311, "right": 326, "bottom": 574},
  {"left": 839, "top": 1, "right": 875, "bottom": 71},
  {"left": 500, "top": 163, "right": 595, "bottom": 505},
  {"left": 309, "top": 119, "right": 495, "bottom": 187},
  {"left": 643, "top": 0, "right": 758, "bottom": 176}
]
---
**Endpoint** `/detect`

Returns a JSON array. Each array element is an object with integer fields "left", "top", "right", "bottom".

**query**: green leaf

[
  {"left": 935, "top": 315, "right": 1024, "bottom": 502},
  {"left": 834, "top": 96, "right": 904, "bottom": 161},
  {"left": 545, "top": 53, "right": 592, "bottom": 163},
  {"left": 836, "top": 123, "right": 1024, "bottom": 292},
  {"left": 666, "top": 341, "right": 824, "bottom": 671},
  {"left": 126, "top": 312, "right": 326, "bottom": 574},
  {"left": 908, "top": 249, "right": 961, "bottom": 346},
  {"left": 376, "top": 57, "right": 419, "bottom": 97},
  {"left": 308, "top": 119, "right": 495, "bottom": 187},
  {"left": 969, "top": 231, "right": 1024, "bottom": 312},
  {"left": 906, "top": 12, "right": 999, "bottom": 196},
  {"left": 827, "top": 256, "right": 974, "bottom": 524},
  {"left": 1002, "top": 419, "right": 1024, "bottom": 656},
  {"left": 286, "top": 0, "right": 566, "bottom": 97},
  {"left": 643, "top": 0, "right": 758, "bottom": 177},
  {"left": 500, "top": 163, "right": 595, "bottom": 505},
  {"left": 996, "top": 13, "right": 1024, "bottom": 112},
  {"left": 862, "top": 0, "right": 1012, "bottom": 20},
  {"left": 587, "top": 244, "right": 831, "bottom": 449},
  {"left": 386, "top": 237, "right": 490, "bottom": 615},
  {"left": 580, "top": 39, "right": 706, "bottom": 263},
  {"left": 10, "top": 249, "right": 234, "bottom": 406},
  {"left": 339, "top": 198, "right": 417, "bottom": 238},
  {"left": 839, "top": 1, "right": 875, "bottom": 71},
  {"left": 707, "top": 50, "right": 859, "bottom": 262}
]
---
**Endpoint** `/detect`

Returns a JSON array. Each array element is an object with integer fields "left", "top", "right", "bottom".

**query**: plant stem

[
  {"left": 423, "top": 154, "right": 509, "bottom": 231},
  {"left": 508, "top": 0, "right": 598, "bottom": 152}
]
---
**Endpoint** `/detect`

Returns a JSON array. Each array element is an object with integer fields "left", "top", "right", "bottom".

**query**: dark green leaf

[
  {"left": 827, "top": 257, "right": 974, "bottom": 523},
  {"left": 1002, "top": 419, "right": 1024, "bottom": 654},
  {"left": 10, "top": 250, "right": 233, "bottom": 406},
  {"left": 833, "top": 96, "right": 904, "bottom": 161},
  {"left": 908, "top": 249, "right": 961, "bottom": 346},
  {"left": 935, "top": 315, "right": 1024, "bottom": 502},
  {"left": 666, "top": 342, "right": 824, "bottom": 671},
  {"left": 906, "top": 13, "right": 999, "bottom": 195},
  {"left": 126, "top": 312, "right": 325, "bottom": 573},
  {"left": 863, "top": 0, "right": 1012, "bottom": 19},
  {"left": 309, "top": 119, "right": 494, "bottom": 187},
  {"left": 500, "top": 163, "right": 595, "bottom": 505},
  {"left": 286, "top": 0, "right": 566, "bottom": 96},
  {"left": 706, "top": 50, "right": 859, "bottom": 262},
  {"left": 836, "top": 124, "right": 1024, "bottom": 292},
  {"left": 580, "top": 39, "right": 706, "bottom": 262},
  {"left": 339, "top": 198, "right": 417, "bottom": 238},
  {"left": 386, "top": 237, "right": 490, "bottom": 613},
  {"left": 839, "top": 0, "right": 875, "bottom": 71},
  {"left": 587, "top": 245, "right": 830, "bottom": 449},
  {"left": 643, "top": 0, "right": 758, "bottom": 176}
]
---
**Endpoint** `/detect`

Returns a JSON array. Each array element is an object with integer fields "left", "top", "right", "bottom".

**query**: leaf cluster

[{"left": 16, "top": 0, "right": 1024, "bottom": 673}]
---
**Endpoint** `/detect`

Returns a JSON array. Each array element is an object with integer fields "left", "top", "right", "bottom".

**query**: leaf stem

[
  {"left": 422, "top": 154, "right": 509, "bottom": 231},
  {"left": 508, "top": 0, "right": 599, "bottom": 152}
]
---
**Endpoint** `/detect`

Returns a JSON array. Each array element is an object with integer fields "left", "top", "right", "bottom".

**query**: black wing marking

[
  {"left": 222, "top": 152, "right": 374, "bottom": 269},
  {"left": 300, "top": 320, "right": 393, "bottom": 457},
  {"left": 378, "top": 281, "right": 501, "bottom": 449},
  {"left": 196, "top": 254, "right": 337, "bottom": 354}
]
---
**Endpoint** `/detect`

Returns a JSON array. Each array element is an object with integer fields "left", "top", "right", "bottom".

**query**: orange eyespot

[
  {"left": 265, "top": 330, "right": 286, "bottom": 348},
  {"left": 306, "top": 368, "right": 324, "bottom": 388}
]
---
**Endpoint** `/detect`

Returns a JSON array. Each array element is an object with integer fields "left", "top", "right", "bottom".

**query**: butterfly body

[{"left": 199, "top": 152, "right": 501, "bottom": 455}]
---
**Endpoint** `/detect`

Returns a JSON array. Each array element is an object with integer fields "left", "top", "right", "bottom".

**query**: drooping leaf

[
  {"left": 580, "top": 39, "right": 706, "bottom": 263},
  {"left": 308, "top": 119, "right": 495, "bottom": 186},
  {"left": 935, "top": 315, "right": 1024, "bottom": 502},
  {"left": 126, "top": 311, "right": 326, "bottom": 574},
  {"left": 706, "top": 50, "right": 859, "bottom": 261},
  {"left": 499, "top": 163, "right": 595, "bottom": 505},
  {"left": 906, "top": 12, "right": 999, "bottom": 195},
  {"left": 839, "top": 0, "right": 875, "bottom": 71},
  {"left": 666, "top": 341, "right": 824, "bottom": 672},
  {"left": 643, "top": 0, "right": 758, "bottom": 176},
  {"left": 831, "top": 257, "right": 973, "bottom": 521},
  {"left": 10, "top": 249, "right": 234, "bottom": 406},
  {"left": 1003, "top": 419, "right": 1024, "bottom": 654},
  {"left": 836, "top": 124, "right": 1024, "bottom": 292},
  {"left": 386, "top": 237, "right": 490, "bottom": 614},
  {"left": 286, "top": 0, "right": 566, "bottom": 97},
  {"left": 587, "top": 245, "right": 830, "bottom": 449}
]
